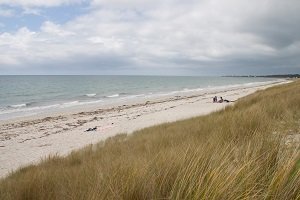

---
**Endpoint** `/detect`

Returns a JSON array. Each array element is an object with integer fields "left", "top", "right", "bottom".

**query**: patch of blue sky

[
  {"left": 0, "top": 14, "right": 44, "bottom": 32},
  {"left": 42, "top": 1, "right": 90, "bottom": 24},
  {"left": 0, "top": 2, "right": 90, "bottom": 33}
]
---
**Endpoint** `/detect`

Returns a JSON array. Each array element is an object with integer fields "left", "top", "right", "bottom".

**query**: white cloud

[
  {"left": 0, "top": 0, "right": 86, "bottom": 7},
  {"left": 0, "top": 27, "right": 36, "bottom": 66},
  {"left": 41, "top": 21, "right": 76, "bottom": 37},
  {"left": 0, "top": 27, "right": 35, "bottom": 49},
  {"left": 91, "top": 0, "right": 161, "bottom": 9}
]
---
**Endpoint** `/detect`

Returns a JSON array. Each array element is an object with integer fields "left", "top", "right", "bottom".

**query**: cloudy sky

[{"left": 0, "top": 0, "right": 299, "bottom": 75}]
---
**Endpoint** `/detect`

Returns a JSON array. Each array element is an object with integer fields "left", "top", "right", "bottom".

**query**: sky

[{"left": 0, "top": 0, "right": 299, "bottom": 75}]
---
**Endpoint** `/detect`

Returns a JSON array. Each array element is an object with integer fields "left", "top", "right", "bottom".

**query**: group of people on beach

[{"left": 213, "top": 96, "right": 233, "bottom": 103}]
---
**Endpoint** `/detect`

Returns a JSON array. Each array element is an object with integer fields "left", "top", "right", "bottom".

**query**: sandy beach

[{"left": 0, "top": 80, "right": 289, "bottom": 178}]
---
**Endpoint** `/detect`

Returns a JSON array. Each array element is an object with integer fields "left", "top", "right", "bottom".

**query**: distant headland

[{"left": 223, "top": 74, "right": 300, "bottom": 78}]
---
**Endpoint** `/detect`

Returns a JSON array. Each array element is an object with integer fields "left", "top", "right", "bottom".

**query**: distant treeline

[{"left": 223, "top": 74, "right": 300, "bottom": 78}]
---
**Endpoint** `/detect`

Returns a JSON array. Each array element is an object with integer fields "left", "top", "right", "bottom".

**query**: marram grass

[{"left": 1, "top": 81, "right": 300, "bottom": 200}]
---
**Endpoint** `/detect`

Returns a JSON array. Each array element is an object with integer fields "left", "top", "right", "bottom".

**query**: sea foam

[
  {"left": 85, "top": 93, "right": 97, "bottom": 97},
  {"left": 106, "top": 94, "right": 120, "bottom": 98},
  {"left": 9, "top": 104, "right": 27, "bottom": 108}
]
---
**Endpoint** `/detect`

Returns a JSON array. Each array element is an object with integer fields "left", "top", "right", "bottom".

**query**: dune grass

[{"left": 1, "top": 80, "right": 300, "bottom": 200}]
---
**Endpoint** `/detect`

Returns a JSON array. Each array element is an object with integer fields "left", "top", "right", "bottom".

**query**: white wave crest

[
  {"left": 85, "top": 93, "right": 96, "bottom": 97},
  {"left": 9, "top": 104, "right": 27, "bottom": 108},
  {"left": 107, "top": 94, "right": 120, "bottom": 98}
]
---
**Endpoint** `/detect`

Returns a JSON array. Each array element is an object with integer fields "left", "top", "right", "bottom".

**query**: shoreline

[
  {"left": 0, "top": 79, "right": 285, "bottom": 125},
  {"left": 0, "top": 80, "right": 290, "bottom": 178},
  {"left": 0, "top": 78, "right": 284, "bottom": 123}
]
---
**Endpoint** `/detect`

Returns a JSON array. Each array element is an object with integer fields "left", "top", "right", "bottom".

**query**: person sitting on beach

[
  {"left": 218, "top": 97, "right": 223, "bottom": 103},
  {"left": 213, "top": 96, "right": 218, "bottom": 103},
  {"left": 219, "top": 97, "right": 235, "bottom": 103}
]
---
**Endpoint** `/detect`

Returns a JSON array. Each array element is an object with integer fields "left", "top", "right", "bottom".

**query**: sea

[{"left": 0, "top": 75, "right": 281, "bottom": 121}]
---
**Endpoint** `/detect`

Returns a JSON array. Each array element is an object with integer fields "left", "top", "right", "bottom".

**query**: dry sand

[{"left": 0, "top": 80, "right": 289, "bottom": 178}]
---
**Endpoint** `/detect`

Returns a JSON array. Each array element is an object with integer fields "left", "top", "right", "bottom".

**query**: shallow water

[{"left": 0, "top": 75, "right": 278, "bottom": 120}]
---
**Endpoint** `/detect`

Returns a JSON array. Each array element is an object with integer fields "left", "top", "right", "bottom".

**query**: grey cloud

[
  {"left": 3, "top": 53, "right": 134, "bottom": 75},
  {"left": 0, "top": 0, "right": 300, "bottom": 75},
  {"left": 239, "top": 0, "right": 300, "bottom": 49}
]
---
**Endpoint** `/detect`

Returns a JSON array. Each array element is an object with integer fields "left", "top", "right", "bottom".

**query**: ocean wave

[
  {"left": 61, "top": 101, "right": 80, "bottom": 107},
  {"left": 182, "top": 88, "right": 204, "bottom": 93},
  {"left": 2, "top": 104, "right": 60, "bottom": 115},
  {"left": 106, "top": 94, "right": 120, "bottom": 98},
  {"left": 9, "top": 103, "right": 27, "bottom": 108},
  {"left": 119, "top": 92, "right": 130, "bottom": 95},
  {"left": 151, "top": 87, "right": 205, "bottom": 97},
  {"left": 60, "top": 100, "right": 105, "bottom": 108},
  {"left": 1, "top": 99, "right": 106, "bottom": 116},
  {"left": 85, "top": 93, "right": 97, "bottom": 97},
  {"left": 120, "top": 94, "right": 145, "bottom": 100}
]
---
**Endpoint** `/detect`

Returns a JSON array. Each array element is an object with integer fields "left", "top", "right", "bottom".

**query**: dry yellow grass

[{"left": 0, "top": 80, "right": 300, "bottom": 200}]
